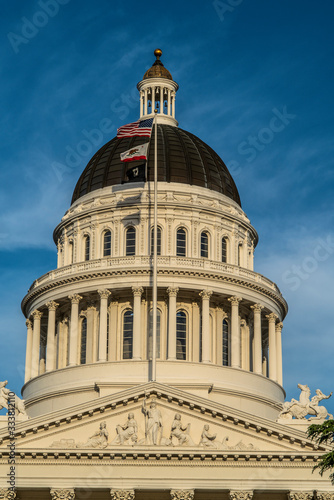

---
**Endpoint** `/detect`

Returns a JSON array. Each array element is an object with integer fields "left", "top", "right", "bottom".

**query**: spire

[{"left": 137, "top": 49, "right": 179, "bottom": 126}]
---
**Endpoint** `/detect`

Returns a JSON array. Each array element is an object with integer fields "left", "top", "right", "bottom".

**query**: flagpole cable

[{"left": 152, "top": 110, "right": 158, "bottom": 382}]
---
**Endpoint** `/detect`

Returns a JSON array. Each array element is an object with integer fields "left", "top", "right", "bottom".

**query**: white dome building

[{"left": 0, "top": 49, "right": 332, "bottom": 500}]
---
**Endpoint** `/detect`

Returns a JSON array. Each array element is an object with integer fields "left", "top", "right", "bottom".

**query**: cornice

[{"left": 21, "top": 262, "right": 287, "bottom": 317}]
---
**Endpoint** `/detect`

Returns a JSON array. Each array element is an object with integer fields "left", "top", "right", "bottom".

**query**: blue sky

[{"left": 1, "top": 1, "right": 334, "bottom": 416}]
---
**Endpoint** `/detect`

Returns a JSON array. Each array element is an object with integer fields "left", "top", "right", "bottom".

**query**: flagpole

[{"left": 151, "top": 110, "right": 158, "bottom": 382}]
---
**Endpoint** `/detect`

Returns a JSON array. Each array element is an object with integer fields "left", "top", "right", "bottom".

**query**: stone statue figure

[
  {"left": 0, "top": 381, "right": 27, "bottom": 416},
  {"left": 111, "top": 413, "right": 138, "bottom": 445},
  {"left": 279, "top": 384, "right": 333, "bottom": 420},
  {"left": 78, "top": 421, "right": 109, "bottom": 448},
  {"left": 142, "top": 396, "right": 163, "bottom": 445},
  {"left": 169, "top": 413, "right": 195, "bottom": 446},
  {"left": 199, "top": 425, "right": 218, "bottom": 448}
]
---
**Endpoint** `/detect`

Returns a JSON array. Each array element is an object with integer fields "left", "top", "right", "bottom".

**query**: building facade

[{"left": 0, "top": 49, "right": 333, "bottom": 500}]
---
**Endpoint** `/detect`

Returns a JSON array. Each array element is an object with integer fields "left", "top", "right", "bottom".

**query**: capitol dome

[
  {"left": 72, "top": 125, "right": 241, "bottom": 205},
  {"left": 21, "top": 49, "right": 287, "bottom": 422}
]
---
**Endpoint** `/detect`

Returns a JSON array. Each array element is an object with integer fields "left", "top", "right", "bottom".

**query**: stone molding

[
  {"left": 110, "top": 490, "right": 135, "bottom": 500},
  {"left": 50, "top": 489, "right": 75, "bottom": 500},
  {"left": 288, "top": 493, "right": 314, "bottom": 500},
  {"left": 229, "top": 492, "right": 253, "bottom": 500},
  {"left": 170, "top": 490, "right": 194, "bottom": 500},
  {"left": 0, "top": 489, "right": 16, "bottom": 499},
  {"left": 316, "top": 494, "right": 334, "bottom": 500}
]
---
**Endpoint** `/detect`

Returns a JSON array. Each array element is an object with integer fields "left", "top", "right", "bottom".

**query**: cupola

[{"left": 137, "top": 49, "right": 179, "bottom": 126}]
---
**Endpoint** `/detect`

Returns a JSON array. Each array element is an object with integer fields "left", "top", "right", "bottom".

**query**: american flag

[{"left": 117, "top": 118, "right": 154, "bottom": 138}]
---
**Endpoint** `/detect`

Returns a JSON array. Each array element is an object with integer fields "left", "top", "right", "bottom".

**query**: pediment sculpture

[{"left": 279, "top": 384, "right": 333, "bottom": 420}]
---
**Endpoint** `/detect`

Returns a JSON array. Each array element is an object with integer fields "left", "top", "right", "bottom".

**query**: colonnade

[
  {"left": 24, "top": 288, "right": 283, "bottom": 386},
  {"left": 139, "top": 85, "right": 176, "bottom": 119}
]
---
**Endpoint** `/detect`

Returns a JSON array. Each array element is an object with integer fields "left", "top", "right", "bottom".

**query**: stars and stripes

[{"left": 117, "top": 118, "right": 154, "bottom": 138}]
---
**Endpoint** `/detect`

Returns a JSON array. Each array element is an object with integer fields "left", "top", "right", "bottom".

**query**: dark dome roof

[
  {"left": 142, "top": 48, "right": 173, "bottom": 81},
  {"left": 71, "top": 125, "right": 241, "bottom": 206}
]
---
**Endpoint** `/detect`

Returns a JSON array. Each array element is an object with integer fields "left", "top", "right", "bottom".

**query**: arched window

[
  {"left": 150, "top": 227, "right": 162, "bottom": 256},
  {"left": 176, "top": 311, "right": 187, "bottom": 360},
  {"left": 123, "top": 310, "right": 133, "bottom": 359},
  {"left": 126, "top": 227, "right": 136, "bottom": 256},
  {"left": 84, "top": 235, "right": 90, "bottom": 261},
  {"left": 222, "top": 237, "right": 227, "bottom": 263},
  {"left": 103, "top": 230, "right": 112, "bottom": 257},
  {"left": 222, "top": 319, "right": 229, "bottom": 366},
  {"left": 148, "top": 309, "right": 161, "bottom": 359},
  {"left": 200, "top": 231, "right": 209, "bottom": 258},
  {"left": 80, "top": 317, "right": 87, "bottom": 365},
  {"left": 176, "top": 228, "right": 186, "bottom": 257}
]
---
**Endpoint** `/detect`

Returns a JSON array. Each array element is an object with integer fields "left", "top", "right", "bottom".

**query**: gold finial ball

[{"left": 154, "top": 48, "right": 162, "bottom": 59}]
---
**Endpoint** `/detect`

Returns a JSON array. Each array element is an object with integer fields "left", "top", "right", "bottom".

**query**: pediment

[{"left": 0, "top": 383, "right": 324, "bottom": 455}]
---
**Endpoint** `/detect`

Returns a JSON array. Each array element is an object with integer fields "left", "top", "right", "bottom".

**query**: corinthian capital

[
  {"left": 288, "top": 493, "right": 314, "bottom": 500},
  {"left": 250, "top": 303, "right": 263, "bottom": 314},
  {"left": 266, "top": 312, "right": 278, "bottom": 324},
  {"left": 170, "top": 491, "right": 194, "bottom": 500},
  {"left": 167, "top": 287, "right": 179, "bottom": 297},
  {"left": 50, "top": 490, "right": 75, "bottom": 500},
  {"left": 68, "top": 294, "right": 82, "bottom": 304},
  {"left": 132, "top": 286, "right": 144, "bottom": 297},
  {"left": 276, "top": 321, "right": 283, "bottom": 333},
  {"left": 98, "top": 289, "right": 111, "bottom": 300},
  {"left": 199, "top": 290, "right": 213, "bottom": 300},
  {"left": 228, "top": 296, "right": 242, "bottom": 306},
  {"left": 46, "top": 301, "right": 59, "bottom": 311},
  {"left": 25, "top": 319, "right": 32, "bottom": 329},
  {"left": 110, "top": 490, "right": 135, "bottom": 500},
  {"left": 0, "top": 488, "right": 17, "bottom": 499},
  {"left": 229, "top": 492, "right": 253, "bottom": 500},
  {"left": 316, "top": 494, "right": 334, "bottom": 500},
  {"left": 32, "top": 309, "right": 43, "bottom": 320}
]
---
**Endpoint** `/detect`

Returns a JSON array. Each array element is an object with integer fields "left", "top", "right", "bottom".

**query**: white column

[
  {"left": 267, "top": 313, "right": 278, "bottom": 381},
  {"left": 250, "top": 304, "right": 263, "bottom": 374},
  {"left": 151, "top": 86, "right": 156, "bottom": 112},
  {"left": 132, "top": 287, "right": 143, "bottom": 360},
  {"left": 31, "top": 310, "right": 43, "bottom": 379},
  {"left": 276, "top": 321, "right": 283, "bottom": 385},
  {"left": 200, "top": 290, "right": 213, "bottom": 363},
  {"left": 144, "top": 88, "right": 148, "bottom": 115},
  {"left": 86, "top": 305, "right": 96, "bottom": 363},
  {"left": 46, "top": 301, "right": 59, "bottom": 372},
  {"left": 25, "top": 319, "right": 33, "bottom": 383},
  {"left": 228, "top": 296, "right": 242, "bottom": 369},
  {"left": 167, "top": 89, "right": 171, "bottom": 117},
  {"left": 98, "top": 289, "right": 111, "bottom": 362},
  {"left": 140, "top": 90, "right": 144, "bottom": 117},
  {"left": 171, "top": 91, "right": 176, "bottom": 118},
  {"left": 167, "top": 287, "right": 178, "bottom": 360},
  {"left": 68, "top": 294, "right": 82, "bottom": 366},
  {"left": 160, "top": 86, "right": 163, "bottom": 114}
]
